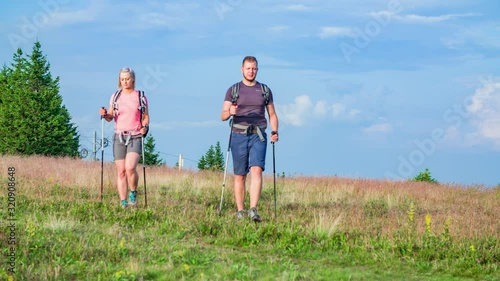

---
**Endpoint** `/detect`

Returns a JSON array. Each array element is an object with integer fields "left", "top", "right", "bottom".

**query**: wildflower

[
  {"left": 407, "top": 202, "right": 415, "bottom": 223},
  {"left": 470, "top": 245, "right": 475, "bottom": 252},
  {"left": 425, "top": 214, "right": 432, "bottom": 234}
]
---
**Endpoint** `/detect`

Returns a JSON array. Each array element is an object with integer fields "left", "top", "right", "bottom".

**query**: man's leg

[
  {"left": 230, "top": 133, "right": 248, "bottom": 212},
  {"left": 249, "top": 166, "right": 263, "bottom": 208},
  {"left": 247, "top": 133, "right": 266, "bottom": 221},
  {"left": 233, "top": 175, "right": 246, "bottom": 211}
]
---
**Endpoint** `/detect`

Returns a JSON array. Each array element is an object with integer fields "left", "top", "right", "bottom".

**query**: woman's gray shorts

[{"left": 113, "top": 134, "right": 143, "bottom": 160}]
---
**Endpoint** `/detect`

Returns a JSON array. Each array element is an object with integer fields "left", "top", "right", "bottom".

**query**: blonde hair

[{"left": 117, "top": 67, "right": 136, "bottom": 89}]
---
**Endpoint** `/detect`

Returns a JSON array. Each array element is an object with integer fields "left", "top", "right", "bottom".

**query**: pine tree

[
  {"left": 197, "top": 141, "right": 224, "bottom": 171},
  {"left": 197, "top": 155, "right": 207, "bottom": 170},
  {"left": 205, "top": 145, "right": 216, "bottom": 169},
  {"left": 212, "top": 141, "right": 224, "bottom": 170},
  {"left": 141, "top": 134, "right": 164, "bottom": 166},
  {"left": 0, "top": 41, "right": 79, "bottom": 156}
]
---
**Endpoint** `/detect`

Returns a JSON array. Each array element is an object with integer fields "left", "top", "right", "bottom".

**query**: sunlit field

[{"left": 0, "top": 155, "right": 498, "bottom": 280}]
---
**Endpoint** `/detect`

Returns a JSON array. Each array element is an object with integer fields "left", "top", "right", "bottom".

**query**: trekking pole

[
  {"left": 141, "top": 135, "right": 148, "bottom": 208},
  {"left": 218, "top": 116, "right": 235, "bottom": 215},
  {"left": 100, "top": 107, "right": 105, "bottom": 203},
  {"left": 271, "top": 132, "right": 277, "bottom": 218}
]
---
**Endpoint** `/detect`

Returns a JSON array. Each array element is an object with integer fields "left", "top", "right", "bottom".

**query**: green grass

[
  {"left": 0, "top": 155, "right": 498, "bottom": 280},
  {"left": 2, "top": 195, "right": 497, "bottom": 280}
]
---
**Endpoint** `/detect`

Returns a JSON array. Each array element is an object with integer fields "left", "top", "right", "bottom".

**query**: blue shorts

[{"left": 230, "top": 132, "right": 267, "bottom": 175}]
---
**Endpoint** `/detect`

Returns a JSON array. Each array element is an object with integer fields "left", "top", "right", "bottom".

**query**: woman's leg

[{"left": 115, "top": 159, "right": 127, "bottom": 200}]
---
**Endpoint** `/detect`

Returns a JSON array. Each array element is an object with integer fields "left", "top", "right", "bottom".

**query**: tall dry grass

[{"left": 1, "top": 155, "right": 498, "bottom": 241}]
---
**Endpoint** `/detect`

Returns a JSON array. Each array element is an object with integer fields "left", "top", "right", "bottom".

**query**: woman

[{"left": 99, "top": 67, "right": 149, "bottom": 208}]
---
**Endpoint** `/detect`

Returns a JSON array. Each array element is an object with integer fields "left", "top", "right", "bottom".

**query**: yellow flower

[
  {"left": 425, "top": 214, "right": 432, "bottom": 234},
  {"left": 184, "top": 264, "right": 190, "bottom": 271},
  {"left": 470, "top": 245, "right": 475, "bottom": 252},
  {"left": 407, "top": 202, "right": 415, "bottom": 223}
]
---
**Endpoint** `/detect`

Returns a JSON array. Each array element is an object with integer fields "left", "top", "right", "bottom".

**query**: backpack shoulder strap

[
  {"left": 138, "top": 90, "right": 145, "bottom": 107},
  {"left": 112, "top": 90, "right": 121, "bottom": 112},
  {"left": 230, "top": 82, "right": 239, "bottom": 104},
  {"left": 260, "top": 83, "right": 270, "bottom": 105},
  {"left": 137, "top": 90, "right": 149, "bottom": 136},
  {"left": 137, "top": 90, "right": 146, "bottom": 115}
]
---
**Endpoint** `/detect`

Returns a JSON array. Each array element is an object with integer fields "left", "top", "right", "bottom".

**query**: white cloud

[
  {"left": 277, "top": 95, "right": 366, "bottom": 127},
  {"left": 139, "top": 13, "right": 180, "bottom": 28},
  {"left": 318, "top": 26, "right": 354, "bottom": 39},
  {"left": 395, "top": 12, "right": 479, "bottom": 24},
  {"left": 363, "top": 123, "right": 392, "bottom": 133},
  {"left": 464, "top": 75, "right": 500, "bottom": 146},
  {"left": 278, "top": 95, "right": 313, "bottom": 126},
  {"left": 331, "top": 103, "right": 345, "bottom": 118},
  {"left": 314, "top": 100, "right": 329, "bottom": 116},
  {"left": 44, "top": 1, "right": 203, "bottom": 30},
  {"left": 45, "top": 1, "right": 100, "bottom": 27},
  {"left": 284, "top": 4, "right": 313, "bottom": 12},
  {"left": 443, "top": 126, "right": 460, "bottom": 142},
  {"left": 369, "top": 11, "right": 479, "bottom": 25},
  {"left": 401, "top": 0, "right": 481, "bottom": 10}
]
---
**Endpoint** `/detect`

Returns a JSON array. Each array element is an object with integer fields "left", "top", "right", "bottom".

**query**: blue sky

[{"left": 1, "top": 0, "right": 499, "bottom": 186}]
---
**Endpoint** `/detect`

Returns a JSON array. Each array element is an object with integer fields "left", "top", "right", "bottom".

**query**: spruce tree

[
  {"left": 212, "top": 141, "right": 224, "bottom": 171},
  {"left": 197, "top": 155, "right": 207, "bottom": 170},
  {"left": 0, "top": 41, "right": 79, "bottom": 156},
  {"left": 141, "top": 134, "right": 164, "bottom": 166},
  {"left": 197, "top": 141, "right": 224, "bottom": 171}
]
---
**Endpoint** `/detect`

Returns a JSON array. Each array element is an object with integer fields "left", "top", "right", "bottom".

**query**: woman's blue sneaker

[{"left": 129, "top": 190, "right": 138, "bottom": 207}]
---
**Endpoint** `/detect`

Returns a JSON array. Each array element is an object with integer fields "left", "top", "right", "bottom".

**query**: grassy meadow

[{"left": 0, "top": 155, "right": 498, "bottom": 280}]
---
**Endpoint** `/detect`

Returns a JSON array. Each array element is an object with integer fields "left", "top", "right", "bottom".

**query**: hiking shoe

[
  {"left": 248, "top": 207, "right": 261, "bottom": 222},
  {"left": 121, "top": 200, "right": 128, "bottom": 209},
  {"left": 236, "top": 210, "right": 246, "bottom": 220},
  {"left": 128, "top": 190, "right": 137, "bottom": 207}
]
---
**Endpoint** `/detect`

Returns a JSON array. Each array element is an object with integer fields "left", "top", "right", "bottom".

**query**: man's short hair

[{"left": 242, "top": 56, "right": 258, "bottom": 66}]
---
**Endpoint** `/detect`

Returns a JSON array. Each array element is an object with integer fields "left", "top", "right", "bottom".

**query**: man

[{"left": 220, "top": 56, "right": 279, "bottom": 221}]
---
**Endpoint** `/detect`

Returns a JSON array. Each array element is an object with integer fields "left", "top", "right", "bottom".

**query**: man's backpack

[
  {"left": 230, "top": 82, "right": 270, "bottom": 105},
  {"left": 112, "top": 90, "right": 148, "bottom": 136}
]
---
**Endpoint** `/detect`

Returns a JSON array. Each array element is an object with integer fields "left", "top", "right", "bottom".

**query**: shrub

[{"left": 413, "top": 168, "right": 438, "bottom": 184}]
